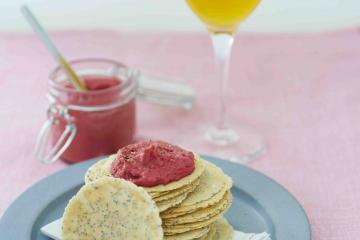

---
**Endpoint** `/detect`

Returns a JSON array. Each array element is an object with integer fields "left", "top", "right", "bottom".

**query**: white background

[{"left": 1, "top": 0, "right": 360, "bottom": 33}]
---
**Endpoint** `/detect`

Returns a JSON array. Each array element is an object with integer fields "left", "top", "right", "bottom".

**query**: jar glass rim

[
  {"left": 48, "top": 58, "right": 138, "bottom": 111},
  {"left": 49, "top": 58, "right": 131, "bottom": 96}
]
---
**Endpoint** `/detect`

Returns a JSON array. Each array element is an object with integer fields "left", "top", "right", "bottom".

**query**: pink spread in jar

[{"left": 47, "top": 59, "right": 137, "bottom": 164}]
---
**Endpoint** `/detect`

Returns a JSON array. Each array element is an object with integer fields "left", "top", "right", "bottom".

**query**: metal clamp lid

[{"left": 34, "top": 104, "right": 76, "bottom": 164}]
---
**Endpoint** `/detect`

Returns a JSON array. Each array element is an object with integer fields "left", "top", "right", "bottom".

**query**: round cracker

[
  {"left": 144, "top": 155, "right": 205, "bottom": 193},
  {"left": 161, "top": 188, "right": 231, "bottom": 219},
  {"left": 84, "top": 156, "right": 113, "bottom": 184},
  {"left": 162, "top": 161, "right": 232, "bottom": 216},
  {"left": 164, "top": 226, "right": 210, "bottom": 240},
  {"left": 197, "top": 223, "right": 216, "bottom": 240},
  {"left": 213, "top": 217, "right": 234, "bottom": 240},
  {"left": 176, "top": 160, "right": 232, "bottom": 205},
  {"left": 62, "top": 177, "right": 163, "bottom": 240},
  {"left": 154, "top": 178, "right": 200, "bottom": 202},
  {"left": 163, "top": 191, "right": 232, "bottom": 225},
  {"left": 163, "top": 212, "right": 224, "bottom": 234},
  {"left": 157, "top": 191, "right": 189, "bottom": 212}
]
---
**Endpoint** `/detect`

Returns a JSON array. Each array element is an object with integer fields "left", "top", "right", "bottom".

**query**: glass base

[
  {"left": 191, "top": 126, "right": 266, "bottom": 164},
  {"left": 204, "top": 127, "right": 239, "bottom": 146}
]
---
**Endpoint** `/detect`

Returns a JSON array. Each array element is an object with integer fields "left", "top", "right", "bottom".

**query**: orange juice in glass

[
  {"left": 186, "top": 0, "right": 260, "bottom": 34},
  {"left": 185, "top": 0, "right": 265, "bottom": 163}
]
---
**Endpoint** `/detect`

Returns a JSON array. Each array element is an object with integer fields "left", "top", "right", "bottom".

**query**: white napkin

[
  {"left": 233, "top": 231, "right": 271, "bottom": 240},
  {"left": 41, "top": 218, "right": 271, "bottom": 240},
  {"left": 138, "top": 74, "right": 195, "bottom": 109}
]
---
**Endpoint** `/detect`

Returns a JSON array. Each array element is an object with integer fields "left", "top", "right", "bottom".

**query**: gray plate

[{"left": 0, "top": 155, "right": 311, "bottom": 240}]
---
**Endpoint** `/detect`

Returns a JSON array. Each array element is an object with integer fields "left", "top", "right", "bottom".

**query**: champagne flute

[{"left": 186, "top": 0, "right": 265, "bottom": 163}]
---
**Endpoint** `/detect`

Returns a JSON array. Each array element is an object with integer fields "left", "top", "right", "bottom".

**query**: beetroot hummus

[{"left": 110, "top": 140, "right": 195, "bottom": 187}]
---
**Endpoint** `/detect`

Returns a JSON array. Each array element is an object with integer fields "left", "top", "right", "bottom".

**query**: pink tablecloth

[{"left": 1, "top": 29, "right": 360, "bottom": 239}]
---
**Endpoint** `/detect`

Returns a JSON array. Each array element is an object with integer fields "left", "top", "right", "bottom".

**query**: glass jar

[{"left": 35, "top": 59, "right": 138, "bottom": 164}]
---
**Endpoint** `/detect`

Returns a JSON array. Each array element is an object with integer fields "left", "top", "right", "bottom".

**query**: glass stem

[{"left": 210, "top": 33, "right": 234, "bottom": 130}]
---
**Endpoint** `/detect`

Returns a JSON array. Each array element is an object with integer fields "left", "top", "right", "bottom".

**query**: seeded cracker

[
  {"left": 163, "top": 191, "right": 232, "bottom": 225},
  {"left": 153, "top": 178, "right": 200, "bottom": 202},
  {"left": 164, "top": 226, "right": 210, "bottom": 240},
  {"left": 158, "top": 192, "right": 189, "bottom": 212},
  {"left": 198, "top": 223, "right": 216, "bottom": 240},
  {"left": 144, "top": 155, "right": 205, "bottom": 193},
  {"left": 62, "top": 177, "right": 163, "bottom": 240},
  {"left": 213, "top": 217, "right": 234, "bottom": 240},
  {"left": 163, "top": 211, "right": 225, "bottom": 234},
  {"left": 162, "top": 160, "right": 232, "bottom": 217},
  {"left": 84, "top": 156, "right": 113, "bottom": 184},
  {"left": 151, "top": 176, "right": 200, "bottom": 211}
]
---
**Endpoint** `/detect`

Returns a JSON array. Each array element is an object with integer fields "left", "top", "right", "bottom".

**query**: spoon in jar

[
  {"left": 21, "top": 5, "right": 87, "bottom": 91},
  {"left": 21, "top": 5, "right": 197, "bottom": 109}
]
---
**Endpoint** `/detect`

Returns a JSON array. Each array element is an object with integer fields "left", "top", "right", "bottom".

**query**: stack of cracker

[
  {"left": 85, "top": 155, "right": 234, "bottom": 240},
  {"left": 160, "top": 159, "right": 233, "bottom": 240}
]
